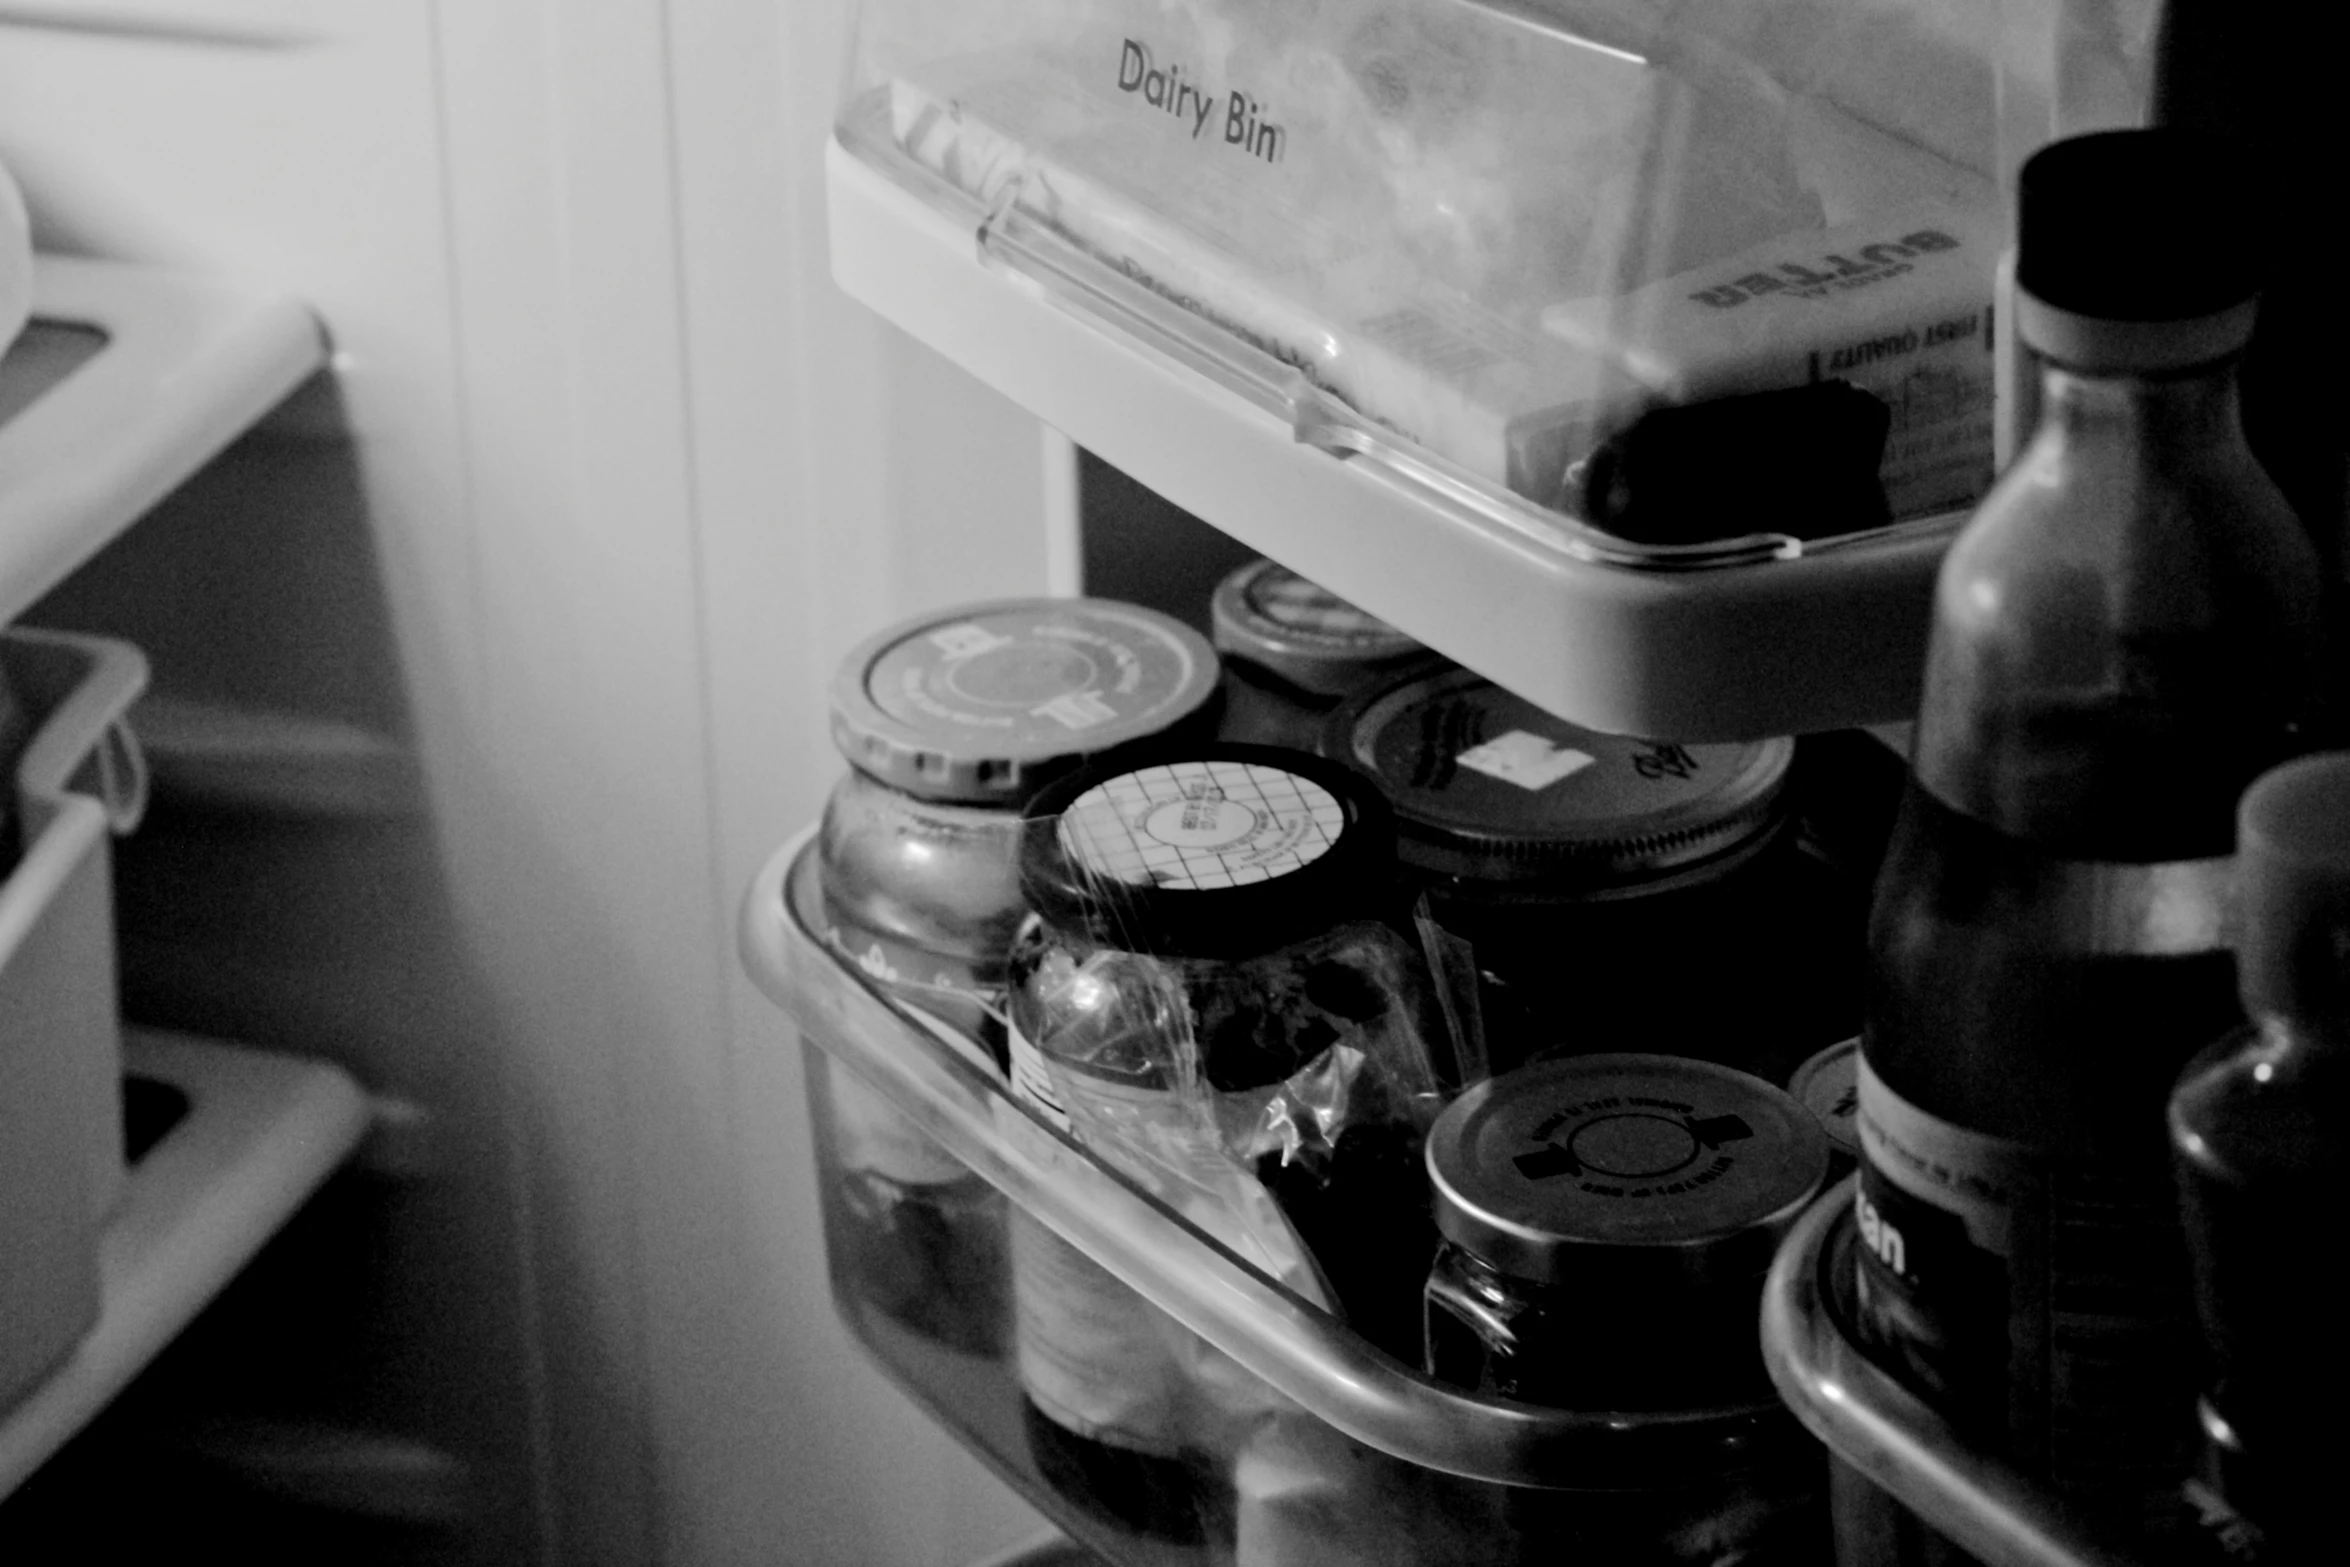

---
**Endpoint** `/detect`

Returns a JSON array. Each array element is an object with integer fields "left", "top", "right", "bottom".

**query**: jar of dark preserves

[
  {"left": 1005, "top": 744, "right": 1446, "bottom": 1543},
  {"left": 1209, "top": 558, "right": 1430, "bottom": 751},
  {"left": 1327, "top": 663, "right": 1860, "bottom": 1084},
  {"left": 1423, "top": 1053, "right": 1833, "bottom": 1562},
  {"left": 816, "top": 597, "right": 1219, "bottom": 1359}
]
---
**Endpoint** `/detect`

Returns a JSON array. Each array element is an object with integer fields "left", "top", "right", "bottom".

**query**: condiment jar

[
  {"left": 815, "top": 597, "right": 1219, "bottom": 1360},
  {"left": 1209, "top": 558, "right": 1430, "bottom": 752},
  {"left": 822, "top": 597, "right": 1221, "bottom": 1044},
  {"left": 1326, "top": 664, "right": 1860, "bottom": 1084},
  {"left": 1423, "top": 1053, "right": 1831, "bottom": 1411},
  {"left": 1004, "top": 745, "right": 1445, "bottom": 1541}
]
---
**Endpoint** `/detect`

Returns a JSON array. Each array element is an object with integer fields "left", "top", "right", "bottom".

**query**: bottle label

[
  {"left": 1854, "top": 1054, "right": 2197, "bottom": 1496},
  {"left": 1058, "top": 758, "right": 1343, "bottom": 889}
]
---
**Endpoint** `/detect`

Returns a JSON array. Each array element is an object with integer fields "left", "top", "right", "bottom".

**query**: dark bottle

[
  {"left": 2170, "top": 753, "right": 2350, "bottom": 1561},
  {"left": 1853, "top": 129, "right": 2327, "bottom": 1536}
]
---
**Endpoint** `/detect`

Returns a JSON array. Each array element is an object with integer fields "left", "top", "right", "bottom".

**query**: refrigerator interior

[{"left": 2, "top": 2, "right": 1066, "bottom": 1562}]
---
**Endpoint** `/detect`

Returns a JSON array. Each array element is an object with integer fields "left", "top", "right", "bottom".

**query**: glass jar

[
  {"left": 1005, "top": 745, "right": 1447, "bottom": 1541},
  {"left": 1423, "top": 1053, "right": 1833, "bottom": 1560},
  {"left": 1209, "top": 557, "right": 1431, "bottom": 752},
  {"left": 816, "top": 597, "right": 1219, "bottom": 1359},
  {"left": 1326, "top": 663, "right": 1861, "bottom": 1085}
]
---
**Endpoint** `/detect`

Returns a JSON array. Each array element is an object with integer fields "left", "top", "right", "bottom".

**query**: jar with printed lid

[
  {"left": 1326, "top": 663, "right": 1862, "bottom": 1085},
  {"left": 816, "top": 597, "right": 1219, "bottom": 1360},
  {"left": 1422, "top": 1053, "right": 1833, "bottom": 1561},
  {"left": 1209, "top": 558, "right": 1431, "bottom": 752},
  {"left": 1005, "top": 744, "right": 1447, "bottom": 1544}
]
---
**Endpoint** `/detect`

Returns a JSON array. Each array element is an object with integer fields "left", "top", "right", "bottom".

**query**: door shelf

[
  {"left": 0, "top": 255, "right": 327, "bottom": 628},
  {"left": 829, "top": 133, "right": 1957, "bottom": 743},
  {"left": 1760, "top": 1181, "right": 2163, "bottom": 1567},
  {"left": 0, "top": 1028, "right": 372, "bottom": 1497},
  {"left": 744, "top": 829, "right": 1829, "bottom": 1567}
]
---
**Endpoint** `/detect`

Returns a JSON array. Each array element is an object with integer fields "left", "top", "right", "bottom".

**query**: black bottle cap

[
  {"left": 2236, "top": 752, "right": 2350, "bottom": 1021},
  {"left": 2016, "top": 129, "right": 2263, "bottom": 325},
  {"left": 1018, "top": 743, "right": 1396, "bottom": 960}
]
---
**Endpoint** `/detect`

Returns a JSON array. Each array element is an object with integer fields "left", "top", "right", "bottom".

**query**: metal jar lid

[
  {"left": 1426, "top": 1053, "right": 1829, "bottom": 1293},
  {"left": 1019, "top": 743, "right": 1394, "bottom": 961},
  {"left": 830, "top": 598, "right": 1220, "bottom": 804},
  {"left": 1210, "top": 559, "right": 1427, "bottom": 697},
  {"left": 1329, "top": 664, "right": 1794, "bottom": 887}
]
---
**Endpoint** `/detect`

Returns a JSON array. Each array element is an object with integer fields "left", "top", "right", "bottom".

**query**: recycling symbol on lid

[{"left": 1513, "top": 1110, "right": 1754, "bottom": 1183}]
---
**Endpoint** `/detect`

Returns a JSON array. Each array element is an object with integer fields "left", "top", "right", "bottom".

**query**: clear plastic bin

[
  {"left": 747, "top": 831, "right": 1833, "bottom": 1565},
  {"left": 0, "top": 629, "right": 148, "bottom": 1413},
  {"left": 838, "top": 0, "right": 2028, "bottom": 562}
]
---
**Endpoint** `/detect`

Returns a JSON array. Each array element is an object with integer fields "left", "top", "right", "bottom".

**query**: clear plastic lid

[
  {"left": 1329, "top": 663, "right": 1793, "bottom": 886},
  {"left": 841, "top": 0, "right": 2012, "bottom": 550},
  {"left": 830, "top": 597, "right": 1221, "bottom": 804}
]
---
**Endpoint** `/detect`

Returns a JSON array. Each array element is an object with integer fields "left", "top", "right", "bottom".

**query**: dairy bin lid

[
  {"left": 829, "top": 597, "right": 1221, "bottom": 804},
  {"left": 1209, "top": 558, "right": 1428, "bottom": 697},
  {"left": 1329, "top": 664, "right": 1793, "bottom": 886},
  {"left": 1018, "top": 743, "right": 1395, "bottom": 960},
  {"left": 1426, "top": 1053, "right": 1829, "bottom": 1292}
]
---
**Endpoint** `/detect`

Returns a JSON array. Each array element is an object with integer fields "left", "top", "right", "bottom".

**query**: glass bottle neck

[{"left": 2034, "top": 354, "right": 2249, "bottom": 455}]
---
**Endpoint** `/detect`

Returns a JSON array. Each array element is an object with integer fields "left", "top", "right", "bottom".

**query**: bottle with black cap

[
  {"left": 1856, "top": 129, "right": 2328, "bottom": 1536},
  {"left": 1004, "top": 744, "right": 1443, "bottom": 1544},
  {"left": 1327, "top": 662, "right": 1860, "bottom": 1084},
  {"left": 2170, "top": 753, "right": 2350, "bottom": 1562}
]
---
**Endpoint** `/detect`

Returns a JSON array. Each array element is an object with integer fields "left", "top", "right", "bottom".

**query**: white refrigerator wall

[{"left": 2, "top": 2, "right": 1055, "bottom": 1562}]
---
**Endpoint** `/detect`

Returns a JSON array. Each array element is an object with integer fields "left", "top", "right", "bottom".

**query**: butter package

[
  {"left": 1543, "top": 199, "right": 2003, "bottom": 522},
  {"left": 884, "top": 24, "right": 1829, "bottom": 508}
]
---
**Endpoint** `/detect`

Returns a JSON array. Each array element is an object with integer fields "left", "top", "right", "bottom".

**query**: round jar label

[{"left": 1058, "top": 759, "right": 1343, "bottom": 889}]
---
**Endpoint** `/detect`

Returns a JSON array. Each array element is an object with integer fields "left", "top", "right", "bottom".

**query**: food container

[
  {"left": 1003, "top": 745, "right": 1446, "bottom": 1542},
  {"left": 1327, "top": 662, "right": 1861, "bottom": 1084},
  {"left": 1209, "top": 559, "right": 1430, "bottom": 751},
  {"left": 747, "top": 834, "right": 1842, "bottom": 1566},
  {"left": 815, "top": 597, "right": 1221, "bottom": 1359},
  {"left": 1421, "top": 1053, "right": 1834, "bottom": 1558},
  {"left": 1, "top": 629, "right": 148, "bottom": 1412}
]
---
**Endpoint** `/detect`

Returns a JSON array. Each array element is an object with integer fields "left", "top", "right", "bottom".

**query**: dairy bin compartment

[
  {"left": 838, "top": 0, "right": 2017, "bottom": 560},
  {"left": 747, "top": 834, "right": 1839, "bottom": 1566}
]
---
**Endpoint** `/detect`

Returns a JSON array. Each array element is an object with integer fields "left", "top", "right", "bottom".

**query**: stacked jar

[
  {"left": 1421, "top": 1053, "right": 1834, "bottom": 1561},
  {"left": 1007, "top": 743, "right": 1446, "bottom": 1545},
  {"left": 814, "top": 597, "right": 1219, "bottom": 1359},
  {"left": 1210, "top": 558, "right": 1432, "bottom": 752},
  {"left": 1324, "top": 663, "right": 1863, "bottom": 1087}
]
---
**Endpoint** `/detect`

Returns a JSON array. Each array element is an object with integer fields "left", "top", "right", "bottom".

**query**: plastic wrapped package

[{"left": 839, "top": 0, "right": 2011, "bottom": 539}]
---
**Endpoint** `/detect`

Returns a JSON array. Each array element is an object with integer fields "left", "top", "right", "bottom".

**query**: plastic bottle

[
  {"left": 2170, "top": 753, "right": 2350, "bottom": 1561},
  {"left": 1852, "top": 129, "right": 2328, "bottom": 1538}
]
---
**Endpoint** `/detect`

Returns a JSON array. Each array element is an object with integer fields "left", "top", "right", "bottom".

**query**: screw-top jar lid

[
  {"left": 1426, "top": 1054, "right": 1829, "bottom": 1292},
  {"left": 1210, "top": 559, "right": 1428, "bottom": 697},
  {"left": 829, "top": 598, "right": 1220, "bottom": 804},
  {"left": 1786, "top": 1038, "right": 1860, "bottom": 1166},
  {"left": 2236, "top": 753, "right": 2350, "bottom": 1022},
  {"left": 1329, "top": 664, "right": 1793, "bottom": 888},
  {"left": 2014, "top": 129, "right": 2264, "bottom": 372},
  {"left": 1019, "top": 744, "right": 1394, "bottom": 960}
]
